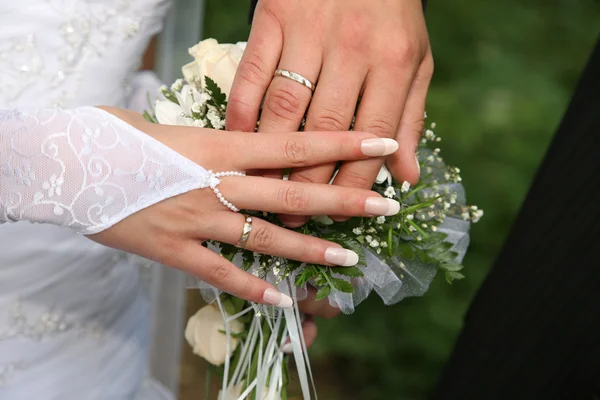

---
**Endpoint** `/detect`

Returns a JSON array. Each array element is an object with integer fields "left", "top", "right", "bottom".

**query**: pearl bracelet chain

[{"left": 210, "top": 171, "right": 246, "bottom": 212}]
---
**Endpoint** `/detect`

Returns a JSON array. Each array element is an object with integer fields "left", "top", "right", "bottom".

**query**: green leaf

[
  {"left": 396, "top": 243, "right": 416, "bottom": 261},
  {"left": 441, "top": 263, "right": 464, "bottom": 272},
  {"left": 241, "top": 249, "right": 255, "bottom": 271},
  {"left": 143, "top": 110, "right": 157, "bottom": 123},
  {"left": 423, "top": 232, "right": 449, "bottom": 244},
  {"left": 445, "top": 271, "right": 466, "bottom": 284},
  {"left": 332, "top": 278, "right": 355, "bottom": 293},
  {"left": 436, "top": 250, "right": 459, "bottom": 263},
  {"left": 295, "top": 265, "right": 319, "bottom": 287},
  {"left": 315, "top": 286, "right": 331, "bottom": 301},
  {"left": 205, "top": 76, "right": 227, "bottom": 105},
  {"left": 330, "top": 266, "right": 364, "bottom": 277}
]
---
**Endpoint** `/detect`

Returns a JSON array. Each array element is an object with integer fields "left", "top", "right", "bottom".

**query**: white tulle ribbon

[{"left": 205, "top": 277, "right": 315, "bottom": 400}]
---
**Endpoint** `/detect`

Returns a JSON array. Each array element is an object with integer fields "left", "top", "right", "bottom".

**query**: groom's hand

[{"left": 226, "top": 0, "right": 433, "bottom": 227}]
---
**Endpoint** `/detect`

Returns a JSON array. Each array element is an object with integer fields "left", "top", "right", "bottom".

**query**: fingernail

[
  {"left": 325, "top": 248, "right": 359, "bottom": 267},
  {"left": 361, "top": 138, "right": 399, "bottom": 157},
  {"left": 365, "top": 197, "right": 401, "bottom": 216},
  {"left": 415, "top": 154, "right": 421, "bottom": 176},
  {"left": 263, "top": 288, "right": 293, "bottom": 308},
  {"left": 281, "top": 342, "right": 293, "bottom": 354}
]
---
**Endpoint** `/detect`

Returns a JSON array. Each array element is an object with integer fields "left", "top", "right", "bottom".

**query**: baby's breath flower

[
  {"left": 461, "top": 212, "right": 470, "bottom": 221},
  {"left": 384, "top": 186, "right": 396, "bottom": 198},
  {"left": 408, "top": 225, "right": 416, "bottom": 232},
  {"left": 170, "top": 79, "right": 184, "bottom": 92},
  {"left": 401, "top": 181, "right": 411, "bottom": 193},
  {"left": 352, "top": 227, "right": 363, "bottom": 235},
  {"left": 376, "top": 216, "right": 386, "bottom": 225},
  {"left": 193, "top": 119, "right": 206, "bottom": 128},
  {"left": 207, "top": 110, "right": 225, "bottom": 129},
  {"left": 191, "top": 102, "right": 202, "bottom": 114},
  {"left": 159, "top": 84, "right": 168, "bottom": 93},
  {"left": 407, "top": 214, "right": 414, "bottom": 220},
  {"left": 365, "top": 235, "right": 373, "bottom": 243},
  {"left": 427, "top": 155, "right": 435, "bottom": 162},
  {"left": 416, "top": 236, "right": 422, "bottom": 241},
  {"left": 367, "top": 227, "right": 376, "bottom": 234},
  {"left": 421, "top": 223, "right": 428, "bottom": 229},
  {"left": 471, "top": 209, "right": 484, "bottom": 223},
  {"left": 370, "top": 240, "right": 380, "bottom": 248},
  {"left": 199, "top": 92, "right": 211, "bottom": 103},
  {"left": 431, "top": 122, "right": 437, "bottom": 129},
  {"left": 431, "top": 225, "right": 438, "bottom": 232},
  {"left": 381, "top": 242, "right": 388, "bottom": 248},
  {"left": 424, "top": 129, "right": 435, "bottom": 140},
  {"left": 376, "top": 248, "right": 382, "bottom": 254}
]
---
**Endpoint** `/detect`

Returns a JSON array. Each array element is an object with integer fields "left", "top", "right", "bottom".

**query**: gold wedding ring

[
  {"left": 236, "top": 215, "right": 253, "bottom": 248},
  {"left": 274, "top": 69, "right": 316, "bottom": 92}
]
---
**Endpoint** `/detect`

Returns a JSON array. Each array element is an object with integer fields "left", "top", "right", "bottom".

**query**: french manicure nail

[
  {"left": 263, "top": 288, "right": 293, "bottom": 308},
  {"left": 325, "top": 248, "right": 359, "bottom": 267},
  {"left": 361, "top": 138, "right": 399, "bottom": 157},
  {"left": 281, "top": 343, "right": 293, "bottom": 354},
  {"left": 365, "top": 197, "right": 401, "bottom": 216}
]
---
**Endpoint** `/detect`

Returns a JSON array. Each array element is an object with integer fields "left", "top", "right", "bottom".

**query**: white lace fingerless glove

[{"left": 0, "top": 107, "right": 220, "bottom": 234}]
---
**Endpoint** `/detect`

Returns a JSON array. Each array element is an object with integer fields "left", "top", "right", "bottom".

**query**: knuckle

[
  {"left": 251, "top": 225, "right": 275, "bottom": 252},
  {"left": 339, "top": 170, "right": 372, "bottom": 189},
  {"left": 237, "top": 53, "right": 270, "bottom": 86},
  {"left": 208, "top": 263, "right": 231, "bottom": 284},
  {"left": 311, "top": 107, "right": 349, "bottom": 131},
  {"left": 265, "top": 86, "right": 305, "bottom": 121},
  {"left": 364, "top": 116, "right": 397, "bottom": 138},
  {"left": 292, "top": 171, "right": 320, "bottom": 184},
  {"left": 259, "top": 0, "right": 284, "bottom": 26},
  {"left": 223, "top": 97, "right": 256, "bottom": 129},
  {"left": 279, "top": 185, "right": 309, "bottom": 213},
  {"left": 283, "top": 137, "right": 311, "bottom": 166},
  {"left": 380, "top": 39, "right": 422, "bottom": 69},
  {"left": 238, "top": 276, "right": 253, "bottom": 300},
  {"left": 396, "top": 39, "right": 422, "bottom": 64}
]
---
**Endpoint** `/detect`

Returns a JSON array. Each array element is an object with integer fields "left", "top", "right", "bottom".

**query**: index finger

[
  {"left": 224, "top": 131, "right": 399, "bottom": 170},
  {"left": 225, "top": 6, "right": 283, "bottom": 132}
]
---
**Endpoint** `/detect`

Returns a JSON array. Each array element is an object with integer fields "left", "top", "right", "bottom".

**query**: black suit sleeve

[{"left": 432, "top": 37, "right": 600, "bottom": 400}]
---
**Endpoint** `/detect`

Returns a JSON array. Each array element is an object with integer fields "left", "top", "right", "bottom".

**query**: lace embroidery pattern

[
  {"left": 0, "top": 0, "right": 170, "bottom": 108},
  {"left": 0, "top": 107, "right": 217, "bottom": 234},
  {"left": 0, "top": 301, "right": 110, "bottom": 387}
]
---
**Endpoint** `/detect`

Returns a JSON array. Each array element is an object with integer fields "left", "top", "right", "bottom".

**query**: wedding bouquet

[{"left": 147, "top": 39, "right": 482, "bottom": 400}]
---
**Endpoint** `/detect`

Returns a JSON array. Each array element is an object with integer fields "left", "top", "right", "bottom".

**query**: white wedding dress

[{"left": 0, "top": 1, "right": 206, "bottom": 399}]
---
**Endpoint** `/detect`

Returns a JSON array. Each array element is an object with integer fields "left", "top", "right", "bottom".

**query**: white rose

[
  {"left": 185, "top": 304, "right": 244, "bottom": 366},
  {"left": 182, "top": 38, "right": 246, "bottom": 98},
  {"left": 218, "top": 382, "right": 281, "bottom": 400}
]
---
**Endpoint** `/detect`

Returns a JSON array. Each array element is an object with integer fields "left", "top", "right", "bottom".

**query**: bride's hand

[{"left": 89, "top": 107, "right": 401, "bottom": 308}]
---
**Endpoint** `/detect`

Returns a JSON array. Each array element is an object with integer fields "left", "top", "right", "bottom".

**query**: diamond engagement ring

[{"left": 274, "top": 69, "right": 316, "bottom": 92}]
